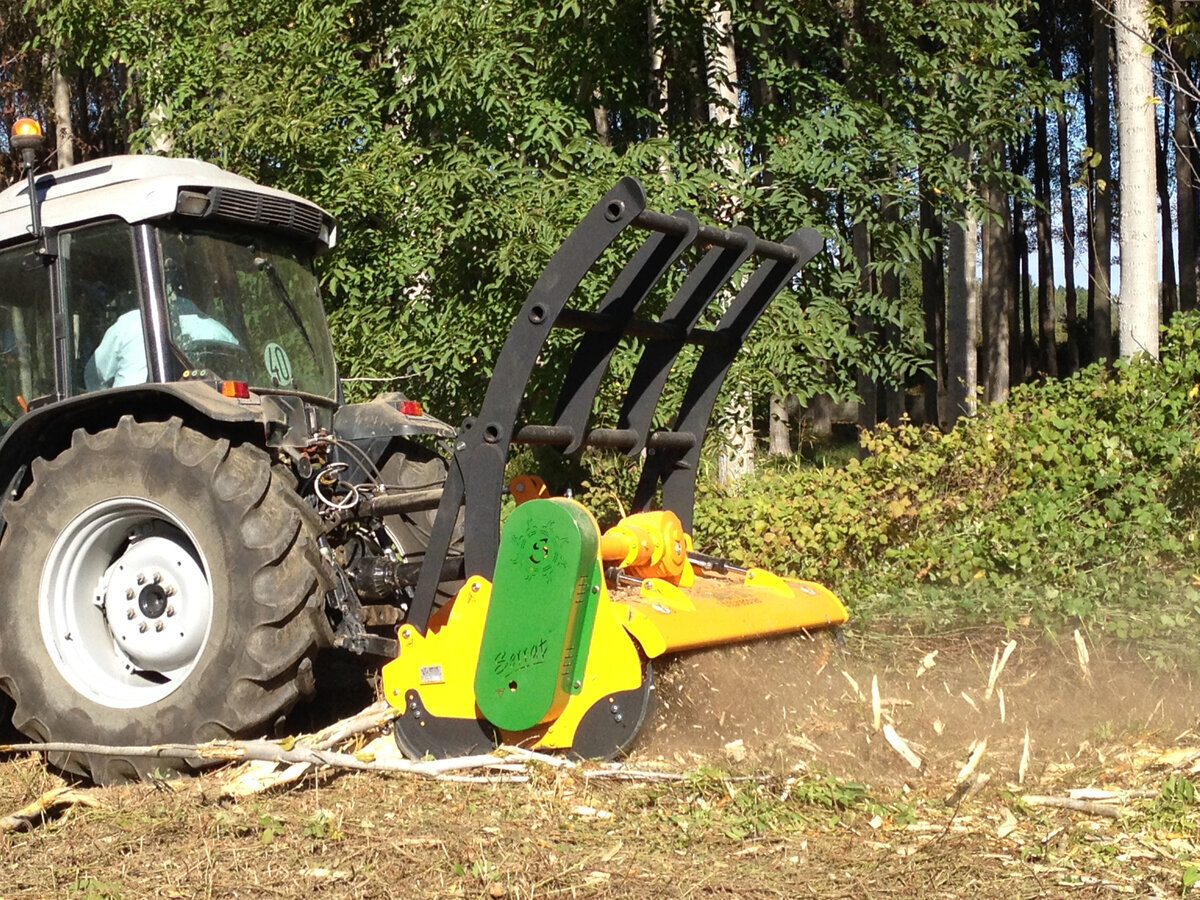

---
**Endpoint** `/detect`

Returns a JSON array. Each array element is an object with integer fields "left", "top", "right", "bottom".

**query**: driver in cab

[{"left": 84, "top": 265, "right": 240, "bottom": 391}]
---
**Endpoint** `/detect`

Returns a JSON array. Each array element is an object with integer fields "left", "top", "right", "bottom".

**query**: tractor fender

[
  {"left": 333, "top": 392, "right": 456, "bottom": 441},
  {"left": 0, "top": 382, "right": 288, "bottom": 524}
]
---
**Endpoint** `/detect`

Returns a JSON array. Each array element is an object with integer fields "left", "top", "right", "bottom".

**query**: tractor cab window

[
  {"left": 0, "top": 244, "right": 56, "bottom": 426},
  {"left": 156, "top": 225, "right": 336, "bottom": 398},
  {"left": 60, "top": 222, "right": 146, "bottom": 393}
]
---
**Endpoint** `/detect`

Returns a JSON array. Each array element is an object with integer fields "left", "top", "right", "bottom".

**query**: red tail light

[
  {"left": 400, "top": 399, "right": 424, "bottom": 416},
  {"left": 220, "top": 380, "right": 250, "bottom": 399}
]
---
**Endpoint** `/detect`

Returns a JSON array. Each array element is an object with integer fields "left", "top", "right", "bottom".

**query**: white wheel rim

[{"left": 39, "top": 498, "right": 215, "bottom": 709}]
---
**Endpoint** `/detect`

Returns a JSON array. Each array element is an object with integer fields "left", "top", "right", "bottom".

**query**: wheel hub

[
  {"left": 99, "top": 535, "right": 208, "bottom": 672},
  {"left": 40, "top": 497, "right": 215, "bottom": 709}
]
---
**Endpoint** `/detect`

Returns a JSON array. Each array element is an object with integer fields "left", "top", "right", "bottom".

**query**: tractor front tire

[{"left": 0, "top": 416, "right": 331, "bottom": 783}]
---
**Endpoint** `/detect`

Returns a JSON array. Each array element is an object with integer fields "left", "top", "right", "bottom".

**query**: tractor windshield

[{"left": 157, "top": 225, "right": 337, "bottom": 398}]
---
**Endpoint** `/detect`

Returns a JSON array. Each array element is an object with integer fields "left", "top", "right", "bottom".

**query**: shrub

[{"left": 690, "top": 312, "right": 1200, "bottom": 634}]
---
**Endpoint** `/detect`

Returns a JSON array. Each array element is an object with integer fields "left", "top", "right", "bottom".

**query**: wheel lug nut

[
  {"left": 126, "top": 609, "right": 136, "bottom": 620},
  {"left": 165, "top": 586, "right": 176, "bottom": 597},
  {"left": 166, "top": 606, "right": 176, "bottom": 617},
  {"left": 138, "top": 623, "right": 148, "bottom": 633},
  {"left": 155, "top": 622, "right": 164, "bottom": 632},
  {"left": 126, "top": 588, "right": 135, "bottom": 600},
  {"left": 153, "top": 572, "right": 162, "bottom": 584},
  {"left": 136, "top": 574, "right": 146, "bottom": 585}
]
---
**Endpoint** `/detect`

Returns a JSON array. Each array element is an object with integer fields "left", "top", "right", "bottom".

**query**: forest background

[{"left": 2, "top": 0, "right": 1200, "bottom": 638}]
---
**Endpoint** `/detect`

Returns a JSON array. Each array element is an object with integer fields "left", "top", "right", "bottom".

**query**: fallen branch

[
  {"left": 1, "top": 738, "right": 525, "bottom": 778},
  {"left": 1, "top": 787, "right": 101, "bottom": 833},
  {"left": 1022, "top": 795, "right": 1122, "bottom": 818}
]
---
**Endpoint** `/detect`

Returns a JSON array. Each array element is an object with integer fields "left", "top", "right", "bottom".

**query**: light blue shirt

[{"left": 85, "top": 306, "right": 239, "bottom": 390}]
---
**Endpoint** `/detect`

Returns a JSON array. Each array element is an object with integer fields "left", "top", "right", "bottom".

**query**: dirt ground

[{"left": 4, "top": 626, "right": 1200, "bottom": 899}]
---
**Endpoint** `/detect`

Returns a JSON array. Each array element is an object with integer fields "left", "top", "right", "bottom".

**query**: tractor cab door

[
  {"left": 58, "top": 220, "right": 149, "bottom": 394},
  {"left": 0, "top": 242, "right": 56, "bottom": 426}
]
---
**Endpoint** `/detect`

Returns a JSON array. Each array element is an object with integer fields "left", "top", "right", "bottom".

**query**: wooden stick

[
  {"left": 1018, "top": 728, "right": 1031, "bottom": 785},
  {"left": 1073, "top": 629, "right": 1093, "bottom": 684},
  {"left": 1022, "top": 795, "right": 1121, "bottom": 818},
  {"left": 956, "top": 738, "right": 988, "bottom": 783},
  {"left": 882, "top": 724, "right": 923, "bottom": 770},
  {"left": 842, "top": 670, "right": 864, "bottom": 701},
  {"left": 871, "top": 675, "right": 882, "bottom": 730},
  {"left": 985, "top": 640, "right": 1017, "bottom": 701}
]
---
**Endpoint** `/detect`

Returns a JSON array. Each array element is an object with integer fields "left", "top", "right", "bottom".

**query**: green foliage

[
  {"left": 694, "top": 312, "right": 1200, "bottom": 635},
  {"left": 25, "top": 0, "right": 1056, "bottom": 420},
  {"left": 256, "top": 810, "right": 286, "bottom": 843},
  {"left": 68, "top": 877, "right": 124, "bottom": 900},
  {"left": 1147, "top": 775, "right": 1200, "bottom": 833}
]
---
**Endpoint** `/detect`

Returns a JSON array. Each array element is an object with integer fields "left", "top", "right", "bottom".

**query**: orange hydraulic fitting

[{"left": 600, "top": 510, "right": 693, "bottom": 585}]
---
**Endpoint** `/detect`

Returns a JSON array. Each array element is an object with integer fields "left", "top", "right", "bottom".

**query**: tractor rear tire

[{"left": 0, "top": 416, "right": 331, "bottom": 783}]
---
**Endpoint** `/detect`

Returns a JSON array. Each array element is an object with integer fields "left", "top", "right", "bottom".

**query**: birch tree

[{"left": 1113, "top": 0, "right": 1159, "bottom": 359}]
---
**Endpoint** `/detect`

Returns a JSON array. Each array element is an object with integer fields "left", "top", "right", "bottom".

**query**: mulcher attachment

[
  {"left": 386, "top": 177, "right": 845, "bottom": 759},
  {"left": 383, "top": 494, "right": 847, "bottom": 758}
]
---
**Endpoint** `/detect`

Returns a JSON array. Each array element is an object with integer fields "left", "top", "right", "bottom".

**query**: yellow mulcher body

[{"left": 382, "top": 178, "right": 848, "bottom": 759}]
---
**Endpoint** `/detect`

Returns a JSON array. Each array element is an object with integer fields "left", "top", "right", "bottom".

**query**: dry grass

[{"left": 4, "top": 628, "right": 1200, "bottom": 899}]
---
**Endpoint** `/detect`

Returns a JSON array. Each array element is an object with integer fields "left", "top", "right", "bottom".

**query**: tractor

[{"left": 0, "top": 118, "right": 846, "bottom": 783}]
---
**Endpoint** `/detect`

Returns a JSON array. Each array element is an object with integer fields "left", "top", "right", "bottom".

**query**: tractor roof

[{"left": 0, "top": 155, "right": 336, "bottom": 249}]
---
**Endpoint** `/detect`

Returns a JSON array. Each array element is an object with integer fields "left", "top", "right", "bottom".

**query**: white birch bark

[{"left": 1113, "top": 0, "right": 1159, "bottom": 359}]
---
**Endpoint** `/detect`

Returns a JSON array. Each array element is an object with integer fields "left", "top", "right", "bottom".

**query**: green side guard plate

[{"left": 474, "top": 499, "right": 602, "bottom": 732}]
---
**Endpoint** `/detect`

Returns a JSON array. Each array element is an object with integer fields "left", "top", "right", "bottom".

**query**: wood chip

[
  {"left": 916, "top": 650, "right": 938, "bottom": 677},
  {"left": 997, "top": 808, "right": 1019, "bottom": 839},
  {"left": 882, "top": 724, "right": 923, "bottom": 770},
  {"left": 871, "top": 675, "right": 882, "bottom": 731},
  {"left": 998, "top": 687, "right": 1006, "bottom": 723},
  {"left": 957, "top": 738, "right": 988, "bottom": 783},
  {"left": 961, "top": 691, "right": 978, "bottom": 712},
  {"left": 842, "top": 670, "right": 864, "bottom": 701},
  {"left": 1019, "top": 728, "right": 1031, "bottom": 785},
  {"left": 1073, "top": 629, "right": 1092, "bottom": 684},
  {"left": 985, "top": 640, "right": 1017, "bottom": 700},
  {"left": 1, "top": 786, "right": 102, "bottom": 833}
]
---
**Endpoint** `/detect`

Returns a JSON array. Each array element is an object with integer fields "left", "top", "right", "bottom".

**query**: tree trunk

[
  {"left": 768, "top": 393, "right": 792, "bottom": 456},
  {"left": 982, "top": 141, "right": 1011, "bottom": 403},
  {"left": 946, "top": 146, "right": 977, "bottom": 424},
  {"left": 854, "top": 219, "right": 879, "bottom": 430},
  {"left": 1091, "top": 0, "right": 1114, "bottom": 361},
  {"left": 808, "top": 394, "right": 833, "bottom": 441},
  {"left": 1013, "top": 194, "right": 1031, "bottom": 382},
  {"left": 1113, "top": 0, "right": 1159, "bottom": 359},
  {"left": 52, "top": 57, "right": 74, "bottom": 168},
  {"left": 1034, "top": 111, "right": 1057, "bottom": 376},
  {"left": 1173, "top": 0, "right": 1197, "bottom": 312},
  {"left": 1157, "top": 79, "right": 1178, "bottom": 321},
  {"left": 1050, "top": 15, "right": 1079, "bottom": 374},
  {"left": 705, "top": 1, "right": 754, "bottom": 480},
  {"left": 881, "top": 193, "right": 904, "bottom": 426},
  {"left": 919, "top": 190, "right": 945, "bottom": 427},
  {"left": 592, "top": 97, "right": 612, "bottom": 147}
]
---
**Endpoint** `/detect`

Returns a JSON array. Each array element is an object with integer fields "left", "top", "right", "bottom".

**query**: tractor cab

[{"left": 0, "top": 120, "right": 339, "bottom": 429}]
